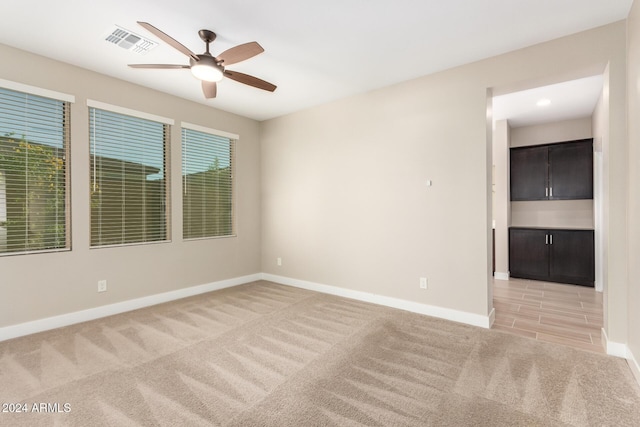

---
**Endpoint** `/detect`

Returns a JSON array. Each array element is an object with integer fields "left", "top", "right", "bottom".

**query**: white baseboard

[
  {"left": 493, "top": 272, "right": 510, "bottom": 281},
  {"left": 601, "top": 328, "right": 640, "bottom": 387},
  {"left": 627, "top": 347, "right": 640, "bottom": 385},
  {"left": 601, "top": 327, "right": 629, "bottom": 358},
  {"left": 0, "top": 273, "right": 262, "bottom": 342},
  {"left": 261, "top": 273, "right": 493, "bottom": 329}
]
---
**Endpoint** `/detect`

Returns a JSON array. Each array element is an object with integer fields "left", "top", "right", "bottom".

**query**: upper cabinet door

[
  {"left": 510, "top": 145, "right": 548, "bottom": 201},
  {"left": 548, "top": 140, "right": 593, "bottom": 200},
  {"left": 509, "top": 139, "right": 593, "bottom": 201}
]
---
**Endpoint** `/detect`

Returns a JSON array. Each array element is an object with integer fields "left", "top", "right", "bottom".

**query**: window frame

[
  {"left": 0, "top": 80, "right": 73, "bottom": 256},
  {"left": 88, "top": 100, "right": 173, "bottom": 249},
  {"left": 181, "top": 122, "right": 238, "bottom": 241}
]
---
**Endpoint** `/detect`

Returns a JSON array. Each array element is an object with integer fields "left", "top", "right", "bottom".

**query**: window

[
  {"left": 182, "top": 123, "right": 236, "bottom": 239},
  {"left": 0, "top": 85, "right": 71, "bottom": 255},
  {"left": 89, "top": 101, "right": 171, "bottom": 247}
]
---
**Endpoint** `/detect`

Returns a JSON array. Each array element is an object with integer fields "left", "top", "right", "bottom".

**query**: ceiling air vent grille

[{"left": 104, "top": 25, "right": 157, "bottom": 54}]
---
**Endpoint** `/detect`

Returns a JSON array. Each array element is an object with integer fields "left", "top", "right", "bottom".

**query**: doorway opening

[{"left": 488, "top": 73, "right": 606, "bottom": 352}]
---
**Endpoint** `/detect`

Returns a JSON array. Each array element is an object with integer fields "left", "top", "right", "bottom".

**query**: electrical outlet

[
  {"left": 419, "top": 277, "right": 428, "bottom": 289},
  {"left": 277, "top": 257, "right": 282, "bottom": 266},
  {"left": 98, "top": 280, "right": 107, "bottom": 293}
]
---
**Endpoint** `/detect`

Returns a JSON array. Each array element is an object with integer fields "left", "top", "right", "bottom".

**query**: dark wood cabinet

[
  {"left": 548, "top": 142, "right": 593, "bottom": 200},
  {"left": 509, "top": 227, "right": 594, "bottom": 287},
  {"left": 510, "top": 139, "right": 593, "bottom": 201},
  {"left": 509, "top": 228, "right": 549, "bottom": 278},
  {"left": 510, "top": 146, "right": 548, "bottom": 200}
]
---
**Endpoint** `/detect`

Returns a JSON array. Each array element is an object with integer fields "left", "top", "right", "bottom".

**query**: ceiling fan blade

[
  {"left": 224, "top": 70, "right": 276, "bottom": 92},
  {"left": 217, "top": 42, "right": 264, "bottom": 65},
  {"left": 137, "top": 21, "right": 199, "bottom": 61},
  {"left": 128, "top": 64, "right": 190, "bottom": 69},
  {"left": 202, "top": 81, "right": 217, "bottom": 99}
]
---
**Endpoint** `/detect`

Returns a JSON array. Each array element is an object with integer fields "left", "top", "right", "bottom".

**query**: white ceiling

[
  {"left": 493, "top": 75, "right": 605, "bottom": 128},
  {"left": 0, "top": 0, "right": 632, "bottom": 121}
]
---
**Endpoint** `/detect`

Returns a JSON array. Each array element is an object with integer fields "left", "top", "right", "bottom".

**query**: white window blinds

[
  {"left": 0, "top": 87, "right": 70, "bottom": 255},
  {"left": 89, "top": 107, "right": 169, "bottom": 247},
  {"left": 182, "top": 126, "right": 235, "bottom": 239}
]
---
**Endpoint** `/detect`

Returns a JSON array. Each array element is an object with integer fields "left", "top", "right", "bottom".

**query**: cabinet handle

[
  {"left": 550, "top": 187, "right": 553, "bottom": 197},
  {"left": 545, "top": 234, "right": 548, "bottom": 245},
  {"left": 545, "top": 187, "right": 548, "bottom": 197},
  {"left": 550, "top": 234, "right": 553, "bottom": 245}
]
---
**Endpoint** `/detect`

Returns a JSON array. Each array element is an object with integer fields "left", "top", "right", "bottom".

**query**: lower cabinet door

[
  {"left": 509, "top": 228, "right": 549, "bottom": 281},
  {"left": 549, "top": 229, "right": 594, "bottom": 287}
]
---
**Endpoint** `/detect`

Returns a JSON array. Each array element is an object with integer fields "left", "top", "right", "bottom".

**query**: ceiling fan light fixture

[
  {"left": 536, "top": 98, "right": 551, "bottom": 107},
  {"left": 190, "top": 55, "right": 224, "bottom": 82},
  {"left": 191, "top": 63, "right": 223, "bottom": 82}
]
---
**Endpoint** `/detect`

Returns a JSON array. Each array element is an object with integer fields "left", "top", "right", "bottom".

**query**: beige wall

[
  {"left": 627, "top": 0, "right": 640, "bottom": 365},
  {"left": 593, "top": 83, "right": 607, "bottom": 293},
  {"left": 260, "top": 22, "right": 627, "bottom": 324},
  {"left": 603, "top": 50, "right": 629, "bottom": 345},
  {"left": 0, "top": 43, "right": 262, "bottom": 328},
  {"left": 492, "top": 120, "right": 510, "bottom": 277},
  {"left": 510, "top": 117, "right": 593, "bottom": 147},
  {"left": 510, "top": 200, "right": 594, "bottom": 229}
]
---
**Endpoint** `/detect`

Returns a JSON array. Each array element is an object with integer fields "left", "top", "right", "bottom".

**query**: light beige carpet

[{"left": 1, "top": 280, "right": 639, "bottom": 426}]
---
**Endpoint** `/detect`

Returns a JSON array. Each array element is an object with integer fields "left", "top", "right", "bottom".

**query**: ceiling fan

[{"left": 128, "top": 21, "right": 276, "bottom": 99}]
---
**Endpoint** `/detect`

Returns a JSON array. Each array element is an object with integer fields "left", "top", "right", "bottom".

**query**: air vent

[{"left": 104, "top": 25, "right": 157, "bottom": 54}]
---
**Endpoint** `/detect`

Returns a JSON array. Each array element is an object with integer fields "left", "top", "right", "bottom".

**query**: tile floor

[{"left": 492, "top": 277, "right": 604, "bottom": 353}]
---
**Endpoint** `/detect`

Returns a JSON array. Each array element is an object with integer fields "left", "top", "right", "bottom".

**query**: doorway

[{"left": 489, "top": 74, "right": 606, "bottom": 351}]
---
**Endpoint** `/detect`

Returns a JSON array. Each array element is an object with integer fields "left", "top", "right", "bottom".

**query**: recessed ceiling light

[{"left": 537, "top": 98, "right": 551, "bottom": 107}]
